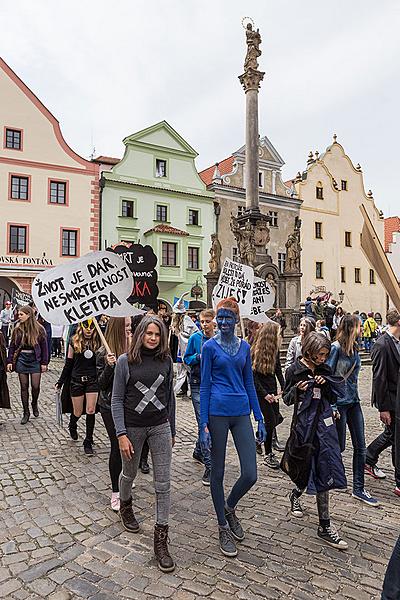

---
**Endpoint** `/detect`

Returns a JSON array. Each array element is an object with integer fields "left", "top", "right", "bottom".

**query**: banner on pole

[
  {"left": 11, "top": 289, "right": 33, "bottom": 307},
  {"left": 245, "top": 276, "right": 275, "bottom": 322},
  {"left": 107, "top": 243, "right": 159, "bottom": 308},
  {"left": 212, "top": 258, "right": 254, "bottom": 316},
  {"left": 32, "top": 251, "right": 143, "bottom": 326}
]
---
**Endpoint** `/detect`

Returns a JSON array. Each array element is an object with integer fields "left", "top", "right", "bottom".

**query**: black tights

[
  {"left": 101, "top": 411, "right": 122, "bottom": 492},
  {"left": 18, "top": 373, "right": 41, "bottom": 407}
]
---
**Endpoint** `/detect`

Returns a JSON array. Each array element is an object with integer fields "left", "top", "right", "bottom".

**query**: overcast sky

[{"left": 1, "top": 0, "right": 399, "bottom": 216}]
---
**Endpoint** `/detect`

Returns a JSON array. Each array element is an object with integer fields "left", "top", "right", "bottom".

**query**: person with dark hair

[
  {"left": 332, "top": 306, "right": 344, "bottom": 339},
  {"left": 56, "top": 320, "right": 100, "bottom": 455},
  {"left": 200, "top": 298, "right": 266, "bottom": 557},
  {"left": 184, "top": 308, "right": 215, "bottom": 484},
  {"left": 365, "top": 309, "right": 400, "bottom": 493},
  {"left": 327, "top": 314, "right": 379, "bottom": 506},
  {"left": 285, "top": 317, "right": 316, "bottom": 369},
  {"left": 111, "top": 315, "right": 176, "bottom": 572},
  {"left": 7, "top": 305, "right": 48, "bottom": 424},
  {"left": 131, "top": 313, "right": 151, "bottom": 475},
  {"left": 304, "top": 296, "right": 315, "bottom": 319},
  {"left": 283, "top": 331, "right": 348, "bottom": 549},
  {"left": 363, "top": 311, "right": 378, "bottom": 353},
  {"left": 0, "top": 300, "right": 12, "bottom": 347},
  {"left": 96, "top": 317, "right": 132, "bottom": 511}
]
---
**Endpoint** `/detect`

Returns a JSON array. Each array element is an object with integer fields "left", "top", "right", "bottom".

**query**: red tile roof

[
  {"left": 144, "top": 224, "right": 189, "bottom": 236},
  {"left": 92, "top": 155, "right": 120, "bottom": 165},
  {"left": 199, "top": 156, "right": 235, "bottom": 186},
  {"left": 384, "top": 216, "right": 400, "bottom": 252}
]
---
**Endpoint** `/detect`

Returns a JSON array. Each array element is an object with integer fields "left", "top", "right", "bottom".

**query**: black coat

[
  {"left": 0, "top": 332, "right": 10, "bottom": 409},
  {"left": 371, "top": 333, "right": 400, "bottom": 413},
  {"left": 96, "top": 348, "right": 115, "bottom": 412}
]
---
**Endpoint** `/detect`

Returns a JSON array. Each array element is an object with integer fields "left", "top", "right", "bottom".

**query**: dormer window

[{"left": 156, "top": 159, "right": 167, "bottom": 178}]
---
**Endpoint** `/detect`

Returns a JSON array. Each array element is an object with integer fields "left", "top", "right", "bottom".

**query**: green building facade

[{"left": 100, "top": 121, "right": 215, "bottom": 306}]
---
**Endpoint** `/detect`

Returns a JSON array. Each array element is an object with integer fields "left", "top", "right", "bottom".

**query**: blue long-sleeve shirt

[{"left": 200, "top": 338, "right": 263, "bottom": 424}]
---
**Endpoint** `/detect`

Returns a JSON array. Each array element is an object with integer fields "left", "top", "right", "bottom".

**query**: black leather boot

[
  {"left": 119, "top": 498, "right": 139, "bottom": 533},
  {"left": 31, "top": 399, "right": 39, "bottom": 418},
  {"left": 20, "top": 399, "right": 30, "bottom": 425},
  {"left": 154, "top": 524, "right": 175, "bottom": 572}
]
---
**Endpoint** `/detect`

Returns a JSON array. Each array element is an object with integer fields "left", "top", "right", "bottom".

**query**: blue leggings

[{"left": 208, "top": 415, "right": 257, "bottom": 526}]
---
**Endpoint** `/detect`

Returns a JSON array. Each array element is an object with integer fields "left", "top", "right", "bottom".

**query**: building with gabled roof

[
  {"left": 100, "top": 120, "right": 215, "bottom": 306},
  {"left": 0, "top": 57, "right": 99, "bottom": 306}
]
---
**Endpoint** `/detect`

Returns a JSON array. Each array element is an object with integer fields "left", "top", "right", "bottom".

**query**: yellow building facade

[{"left": 295, "top": 137, "right": 386, "bottom": 316}]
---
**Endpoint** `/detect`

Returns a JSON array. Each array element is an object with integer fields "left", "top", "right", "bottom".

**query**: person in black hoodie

[
  {"left": 96, "top": 317, "right": 132, "bottom": 512},
  {"left": 251, "top": 321, "right": 284, "bottom": 468},
  {"left": 111, "top": 315, "right": 176, "bottom": 572}
]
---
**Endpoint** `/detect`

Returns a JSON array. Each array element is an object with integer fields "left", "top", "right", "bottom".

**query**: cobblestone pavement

[{"left": 0, "top": 361, "right": 398, "bottom": 600}]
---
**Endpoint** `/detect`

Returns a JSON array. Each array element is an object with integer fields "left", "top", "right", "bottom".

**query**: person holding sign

[
  {"left": 111, "top": 315, "right": 176, "bottom": 573},
  {"left": 96, "top": 317, "right": 132, "bottom": 512},
  {"left": 251, "top": 321, "right": 285, "bottom": 469},
  {"left": 56, "top": 320, "right": 100, "bottom": 455},
  {"left": 199, "top": 298, "right": 266, "bottom": 558},
  {"left": 7, "top": 306, "right": 48, "bottom": 424}
]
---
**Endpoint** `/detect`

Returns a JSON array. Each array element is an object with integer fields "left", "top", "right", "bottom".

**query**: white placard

[
  {"left": 32, "top": 251, "right": 143, "bottom": 325},
  {"left": 212, "top": 258, "right": 254, "bottom": 316},
  {"left": 245, "top": 276, "right": 275, "bottom": 323}
]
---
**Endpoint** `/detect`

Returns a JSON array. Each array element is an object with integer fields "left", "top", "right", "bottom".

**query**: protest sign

[
  {"left": 32, "top": 251, "right": 143, "bottom": 326},
  {"left": 11, "top": 289, "right": 33, "bottom": 307},
  {"left": 107, "top": 243, "right": 159, "bottom": 308},
  {"left": 212, "top": 258, "right": 254, "bottom": 316},
  {"left": 245, "top": 276, "right": 275, "bottom": 323}
]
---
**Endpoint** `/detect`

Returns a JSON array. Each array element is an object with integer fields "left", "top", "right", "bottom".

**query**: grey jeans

[{"left": 119, "top": 421, "right": 172, "bottom": 525}]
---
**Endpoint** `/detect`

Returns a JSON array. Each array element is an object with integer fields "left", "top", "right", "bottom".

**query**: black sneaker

[
  {"left": 264, "top": 453, "right": 280, "bottom": 469},
  {"left": 202, "top": 468, "right": 210, "bottom": 486},
  {"left": 218, "top": 526, "right": 237, "bottom": 557},
  {"left": 83, "top": 441, "right": 94, "bottom": 456},
  {"left": 256, "top": 442, "right": 263, "bottom": 456},
  {"left": 224, "top": 506, "right": 244, "bottom": 541},
  {"left": 317, "top": 525, "right": 348, "bottom": 550},
  {"left": 140, "top": 460, "right": 150, "bottom": 474},
  {"left": 289, "top": 491, "right": 303, "bottom": 518},
  {"left": 193, "top": 450, "right": 204, "bottom": 465}
]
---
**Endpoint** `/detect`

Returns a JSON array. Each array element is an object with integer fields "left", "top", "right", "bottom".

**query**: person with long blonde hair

[
  {"left": 327, "top": 314, "right": 379, "bottom": 507},
  {"left": 96, "top": 317, "right": 131, "bottom": 511},
  {"left": 251, "top": 321, "right": 285, "bottom": 469},
  {"left": 7, "top": 305, "right": 48, "bottom": 424},
  {"left": 56, "top": 319, "right": 100, "bottom": 455}
]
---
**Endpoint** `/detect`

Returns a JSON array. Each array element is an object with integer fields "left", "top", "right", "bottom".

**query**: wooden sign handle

[{"left": 93, "top": 317, "right": 112, "bottom": 354}]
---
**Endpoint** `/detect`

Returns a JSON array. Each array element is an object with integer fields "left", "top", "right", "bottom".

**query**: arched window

[{"left": 316, "top": 181, "right": 324, "bottom": 199}]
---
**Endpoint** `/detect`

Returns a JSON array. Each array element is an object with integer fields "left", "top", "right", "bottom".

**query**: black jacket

[
  {"left": 371, "top": 333, "right": 400, "bottom": 413},
  {"left": 283, "top": 359, "right": 336, "bottom": 407},
  {"left": 96, "top": 348, "right": 115, "bottom": 412}
]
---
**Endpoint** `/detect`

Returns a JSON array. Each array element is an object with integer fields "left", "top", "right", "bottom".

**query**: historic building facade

[
  {"left": 199, "top": 136, "right": 302, "bottom": 309},
  {"left": 294, "top": 136, "right": 386, "bottom": 315},
  {"left": 0, "top": 57, "right": 99, "bottom": 306},
  {"left": 100, "top": 121, "right": 215, "bottom": 306},
  {"left": 385, "top": 216, "right": 400, "bottom": 282}
]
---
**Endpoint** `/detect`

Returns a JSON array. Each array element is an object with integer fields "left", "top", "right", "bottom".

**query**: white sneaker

[{"left": 111, "top": 492, "right": 120, "bottom": 512}]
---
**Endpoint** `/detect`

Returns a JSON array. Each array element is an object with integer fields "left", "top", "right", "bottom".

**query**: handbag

[{"left": 280, "top": 390, "right": 321, "bottom": 490}]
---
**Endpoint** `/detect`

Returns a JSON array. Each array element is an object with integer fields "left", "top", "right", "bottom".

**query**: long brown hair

[
  {"left": 12, "top": 305, "right": 45, "bottom": 347},
  {"left": 104, "top": 317, "right": 129, "bottom": 358},
  {"left": 335, "top": 314, "right": 359, "bottom": 356},
  {"left": 251, "top": 321, "right": 281, "bottom": 375},
  {"left": 128, "top": 315, "right": 169, "bottom": 364},
  {"left": 71, "top": 322, "right": 100, "bottom": 354}
]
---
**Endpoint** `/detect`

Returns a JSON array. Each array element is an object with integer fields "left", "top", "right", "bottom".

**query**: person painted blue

[
  {"left": 184, "top": 308, "right": 215, "bottom": 485},
  {"left": 199, "top": 297, "right": 266, "bottom": 558}
]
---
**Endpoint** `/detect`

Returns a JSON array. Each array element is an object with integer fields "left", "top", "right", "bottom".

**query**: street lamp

[{"left": 339, "top": 290, "right": 344, "bottom": 304}]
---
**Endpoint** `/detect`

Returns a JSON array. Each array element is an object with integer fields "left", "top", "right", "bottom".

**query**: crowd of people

[{"left": 0, "top": 295, "right": 399, "bottom": 598}]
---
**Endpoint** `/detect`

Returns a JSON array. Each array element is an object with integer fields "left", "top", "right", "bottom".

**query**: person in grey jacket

[
  {"left": 285, "top": 317, "right": 315, "bottom": 370},
  {"left": 111, "top": 315, "right": 176, "bottom": 573}
]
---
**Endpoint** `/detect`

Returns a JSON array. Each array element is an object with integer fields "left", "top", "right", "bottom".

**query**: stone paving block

[
  {"left": 19, "top": 557, "right": 61, "bottom": 583},
  {"left": 0, "top": 578, "right": 22, "bottom": 596},
  {"left": 28, "top": 577, "right": 57, "bottom": 596},
  {"left": 65, "top": 576, "right": 99, "bottom": 597}
]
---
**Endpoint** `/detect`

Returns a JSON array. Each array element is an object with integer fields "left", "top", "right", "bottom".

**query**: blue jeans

[
  {"left": 382, "top": 535, "right": 400, "bottom": 599},
  {"left": 208, "top": 414, "right": 257, "bottom": 526},
  {"left": 364, "top": 337, "right": 374, "bottom": 353},
  {"left": 191, "top": 385, "right": 211, "bottom": 469},
  {"left": 336, "top": 402, "right": 366, "bottom": 493}
]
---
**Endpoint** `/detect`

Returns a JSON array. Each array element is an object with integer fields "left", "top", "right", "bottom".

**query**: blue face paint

[{"left": 215, "top": 308, "right": 241, "bottom": 356}]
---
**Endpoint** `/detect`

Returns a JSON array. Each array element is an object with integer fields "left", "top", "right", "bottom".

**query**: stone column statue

[{"left": 208, "top": 233, "right": 222, "bottom": 273}]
